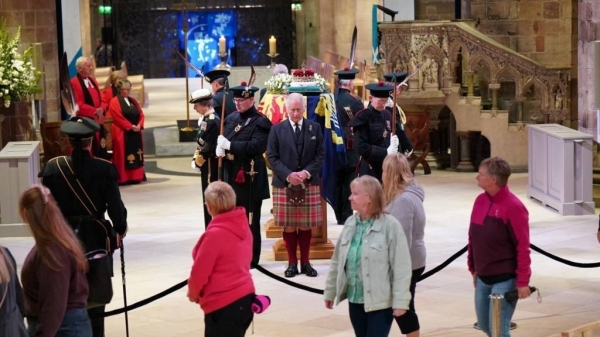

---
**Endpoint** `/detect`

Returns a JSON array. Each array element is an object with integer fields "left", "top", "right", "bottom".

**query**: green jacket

[{"left": 324, "top": 213, "right": 412, "bottom": 312}]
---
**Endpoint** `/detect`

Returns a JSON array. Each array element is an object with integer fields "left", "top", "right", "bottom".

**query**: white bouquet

[
  {"left": 264, "top": 73, "right": 293, "bottom": 95},
  {"left": 0, "top": 19, "right": 42, "bottom": 107}
]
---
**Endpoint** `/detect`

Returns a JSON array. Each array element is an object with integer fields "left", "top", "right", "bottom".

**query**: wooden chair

[
  {"left": 404, "top": 108, "right": 431, "bottom": 175},
  {"left": 306, "top": 56, "right": 324, "bottom": 75},
  {"left": 321, "top": 63, "right": 337, "bottom": 92},
  {"left": 93, "top": 66, "right": 113, "bottom": 91},
  {"left": 40, "top": 118, "right": 69, "bottom": 163}
]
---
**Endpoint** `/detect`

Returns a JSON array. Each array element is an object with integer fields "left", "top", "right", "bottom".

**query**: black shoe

[
  {"left": 300, "top": 263, "right": 318, "bottom": 277},
  {"left": 284, "top": 264, "right": 299, "bottom": 278},
  {"left": 473, "top": 322, "right": 517, "bottom": 330}
]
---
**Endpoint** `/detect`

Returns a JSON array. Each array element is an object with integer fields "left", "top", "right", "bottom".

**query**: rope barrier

[{"left": 95, "top": 242, "right": 600, "bottom": 318}]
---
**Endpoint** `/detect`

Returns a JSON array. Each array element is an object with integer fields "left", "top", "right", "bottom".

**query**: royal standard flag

[{"left": 259, "top": 93, "right": 347, "bottom": 208}]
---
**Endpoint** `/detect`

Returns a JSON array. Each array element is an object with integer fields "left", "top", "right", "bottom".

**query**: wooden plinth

[
  {"left": 272, "top": 238, "right": 335, "bottom": 261},
  {"left": 269, "top": 198, "right": 334, "bottom": 261},
  {"left": 265, "top": 218, "right": 282, "bottom": 238}
]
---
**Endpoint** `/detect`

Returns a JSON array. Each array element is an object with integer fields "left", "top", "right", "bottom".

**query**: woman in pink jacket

[{"left": 187, "top": 181, "right": 255, "bottom": 336}]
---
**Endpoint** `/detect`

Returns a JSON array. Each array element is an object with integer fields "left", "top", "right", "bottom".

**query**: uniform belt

[{"left": 225, "top": 154, "right": 263, "bottom": 161}]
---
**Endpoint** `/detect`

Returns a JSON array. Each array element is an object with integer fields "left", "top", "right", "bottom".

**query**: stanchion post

[{"left": 490, "top": 293, "right": 503, "bottom": 337}]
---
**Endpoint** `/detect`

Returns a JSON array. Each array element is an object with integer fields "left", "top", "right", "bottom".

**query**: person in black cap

[
  {"left": 383, "top": 72, "right": 409, "bottom": 128},
  {"left": 333, "top": 67, "right": 365, "bottom": 225},
  {"left": 39, "top": 116, "right": 128, "bottom": 337},
  {"left": 216, "top": 81, "right": 272, "bottom": 267},
  {"left": 349, "top": 81, "right": 414, "bottom": 182},
  {"left": 189, "top": 88, "right": 220, "bottom": 228},
  {"left": 204, "top": 69, "right": 236, "bottom": 118}
]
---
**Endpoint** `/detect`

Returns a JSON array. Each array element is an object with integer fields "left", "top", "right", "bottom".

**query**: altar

[{"left": 258, "top": 92, "right": 345, "bottom": 260}]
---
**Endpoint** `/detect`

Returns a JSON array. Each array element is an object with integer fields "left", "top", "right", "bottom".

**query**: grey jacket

[
  {"left": 324, "top": 213, "right": 412, "bottom": 312},
  {"left": 386, "top": 180, "right": 427, "bottom": 270}
]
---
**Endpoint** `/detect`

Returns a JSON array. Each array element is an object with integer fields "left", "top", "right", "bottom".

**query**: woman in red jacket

[
  {"left": 107, "top": 79, "right": 145, "bottom": 184},
  {"left": 187, "top": 181, "right": 255, "bottom": 337}
]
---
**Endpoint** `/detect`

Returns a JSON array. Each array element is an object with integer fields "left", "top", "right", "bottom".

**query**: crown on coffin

[{"left": 292, "top": 69, "right": 315, "bottom": 82}]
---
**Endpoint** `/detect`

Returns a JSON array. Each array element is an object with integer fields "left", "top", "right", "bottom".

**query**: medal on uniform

[
  {"left": 234, "top": 124, "right": 242, "bottom": 133},
  {"left": 383, "top": 130, "right": 388, "bottom": 138},
  {"left": 201, "top": 121, "right": 207, "bottom": 131}
]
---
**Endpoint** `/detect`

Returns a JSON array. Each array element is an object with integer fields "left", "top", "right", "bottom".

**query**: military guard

[
  {"left": 39, "top": 116, "right": 128, "bottom": 337},
  {"left": 190, "top": 88, "right": 220, "bottom": 228},
  {"left": 204, "top": 69, "right": 237, "bottom": 117},
  {"left": 216, "top": 81, "right": 272, "bottom": 266},
  {"left": 333, "top": 68, "right": 365, "bottom": 225},
  {"left": 349, "top": 82, "right": 414, "bottom": 182},
  {"left": 384, "top": 71, "right": 410, "bottom": 130}
]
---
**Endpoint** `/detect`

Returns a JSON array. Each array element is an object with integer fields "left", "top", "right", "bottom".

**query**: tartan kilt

[{"left": 273, "top": 184, "right": 323, "bottom": 228}]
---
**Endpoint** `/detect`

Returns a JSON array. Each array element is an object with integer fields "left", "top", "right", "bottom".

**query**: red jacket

[
  {"left": 70, "top": 75, "right": 105, "bottom": 123},
  {"left": 187, "top": 207, "right": 255, "bottom": 314},
  {"left": 467, "top": 185, "right": 531, "bottom": 287}
]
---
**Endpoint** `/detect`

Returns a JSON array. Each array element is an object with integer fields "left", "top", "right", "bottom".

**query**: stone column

[
  {"left": 489, "top": 83, "right": 500, "bottom": 110},
  {"left": 466, "top": 71, "right": 474, "bottom": 97},
  {"left": 456, "top": 131, "right": 474, "bottom": 172}
]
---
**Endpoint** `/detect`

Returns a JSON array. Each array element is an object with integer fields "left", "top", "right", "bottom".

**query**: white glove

[
  {"left": 387, "top": 135, "right": 399, "bottom": 155},
  {"left": 190, "top": 160, "right": 200, "bottom": 173},
  {"left": 216, "top": 147, "right": 225, "bottom": 157},
  {"left": 217, "top": 135, "right": 231, "bottom": 150}
]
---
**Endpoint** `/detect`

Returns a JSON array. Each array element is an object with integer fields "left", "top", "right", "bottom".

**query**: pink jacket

[{"left": 187, "top": 207, "right": 255, "bottom": 314}]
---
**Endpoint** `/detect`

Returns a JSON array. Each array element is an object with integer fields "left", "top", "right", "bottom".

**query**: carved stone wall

[
  {"left": 380, "top": 22, "right": 571, "bottom": 125},
  {"left": 579, "top": 0, "right": 600, "bottom": 140}
]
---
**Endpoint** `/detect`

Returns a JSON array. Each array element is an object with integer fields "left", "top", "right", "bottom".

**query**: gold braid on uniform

[{"left": 397, "top": 105, "right": 407, "bottom": 125}]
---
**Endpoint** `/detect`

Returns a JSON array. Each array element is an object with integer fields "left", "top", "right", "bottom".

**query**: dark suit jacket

[{"left": 267, "top": 118, "right": 325, "bottom": 188}]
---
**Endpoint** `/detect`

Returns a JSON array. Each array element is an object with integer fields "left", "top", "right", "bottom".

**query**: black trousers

[
  {"left": 246, "top": 199, "right": 263, "bottom": 266},
  {"left": 395, "top": 267, "right": 425, "bottom": 334},
  {"left": 334, "top": 166, "right": 357, "bottom": 224},
  {"left": 200, "top": 158, "right": 219, "bottom": 228},
  {"left": 204, "top": 294, "right": 254, "bottom": 337},
  {"left": 87, "top": 305, "right": 105, "bottom": 337}
]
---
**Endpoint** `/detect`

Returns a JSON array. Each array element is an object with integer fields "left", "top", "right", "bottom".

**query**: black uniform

[
  {"left": 192, "top": 111, "right": 220, "bottom": 228},
  {"left": 334, "top": 88, "right": 364, "bottom": 224},
  {"left": 40, "top": 151, "right": 127, "bottom": 337},
  {"left": 213, "top": 87, "right": 236, "bottom": 118},
  {"left": 349, "top": 105, "right": 413, "bottom": 182},
  {"left": 222, "top": 106, "right": 272, "bottom": 265}
]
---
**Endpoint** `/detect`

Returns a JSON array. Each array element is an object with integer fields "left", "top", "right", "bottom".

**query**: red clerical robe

[
  {"left": 107, "top": 96, "right": 146, "bottom": 184},
  {"left": 70, "top": 75, "right": 105, "bottom": 123}
]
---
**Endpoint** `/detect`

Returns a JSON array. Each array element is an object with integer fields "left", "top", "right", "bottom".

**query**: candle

[
  {"left": 269, "top": 36, "right": 276, "bottom": 55},
  {"left": 219, "top": 36, "right": 226, "bottom": 54}
]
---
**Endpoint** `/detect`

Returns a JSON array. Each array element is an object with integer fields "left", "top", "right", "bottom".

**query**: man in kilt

[{"left": 266, "top": 93, "right": 325, "bottom": 278}]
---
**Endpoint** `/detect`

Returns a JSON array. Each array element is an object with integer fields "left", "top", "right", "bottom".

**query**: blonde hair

[
  {"left": 204, "top": 181, "right": 236, "bottom": 215},
  {"left": 350, "top": 176, "right": 385, "bottom": 219},
  {"left": 0, "top": 247, "right": 11, "bottom": 284},
  {"left": 382, "top": 153, "right": 414, "bottom": 206},
  {"left": 105, "top": 70, "right": 126, "bottom": 88},
  {"left": 19, "top": 186, "right": 87, "bottom": 272},
  {"left": 116, "top": 79, "right": 132, "bottom": 92}
]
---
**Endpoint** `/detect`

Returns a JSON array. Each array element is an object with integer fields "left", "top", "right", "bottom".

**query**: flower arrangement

[
  {"left": 0, "top": 19, "right": 42, "bottom": 107},
  {"left": 264, "top": 73, "right": 292, "bottom": 95},
  {"left": 312, "top": 74, "right": 328, "bottom": 92}
]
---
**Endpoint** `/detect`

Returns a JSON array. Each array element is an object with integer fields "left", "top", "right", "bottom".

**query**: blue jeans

[
  {"left": 27, "top": 307, "right": 92, "bottom": 337},
  {"left": 474, "top": 277, "right": 517, "bottom": 337},
  {"left": 348, "top": 302, "right": 393, "bottom": 337}
]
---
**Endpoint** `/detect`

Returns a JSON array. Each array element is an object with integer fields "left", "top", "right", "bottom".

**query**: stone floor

[{"left": 3, "top": 78, "right": 600, "bottom": 336}]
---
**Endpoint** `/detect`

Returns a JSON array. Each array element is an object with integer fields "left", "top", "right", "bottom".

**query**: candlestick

[
  {"left": 215, "top": 51, "right": 231, "bottom": 70},
  {"left": 219, "top": 36, "right": 226, "bottom": 54},
  {"left": 266, "top": 53, "right": 279, "bottom": 69},
  {"left": 269, "top": 36, "right": 276, "bottom": 55}
]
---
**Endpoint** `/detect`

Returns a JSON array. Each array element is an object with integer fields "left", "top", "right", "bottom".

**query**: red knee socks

[
  {"left": 297, "top": 230, "right": 312, "bottom": 264},
  {"left": 282, "top": 231, "right": 298, "bottom": 265}
]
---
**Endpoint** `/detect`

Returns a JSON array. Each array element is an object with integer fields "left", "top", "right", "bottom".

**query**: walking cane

[{"left": 120, "top": 239, "right": 130, "bottom": 337}]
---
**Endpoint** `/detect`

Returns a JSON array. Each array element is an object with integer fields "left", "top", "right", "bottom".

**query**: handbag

[
  {"left": 85, "top": 249, "right": 114, "bottom": 306},
  {"left": 286, "top": 181, "right": 307, "bottom": 204}
]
